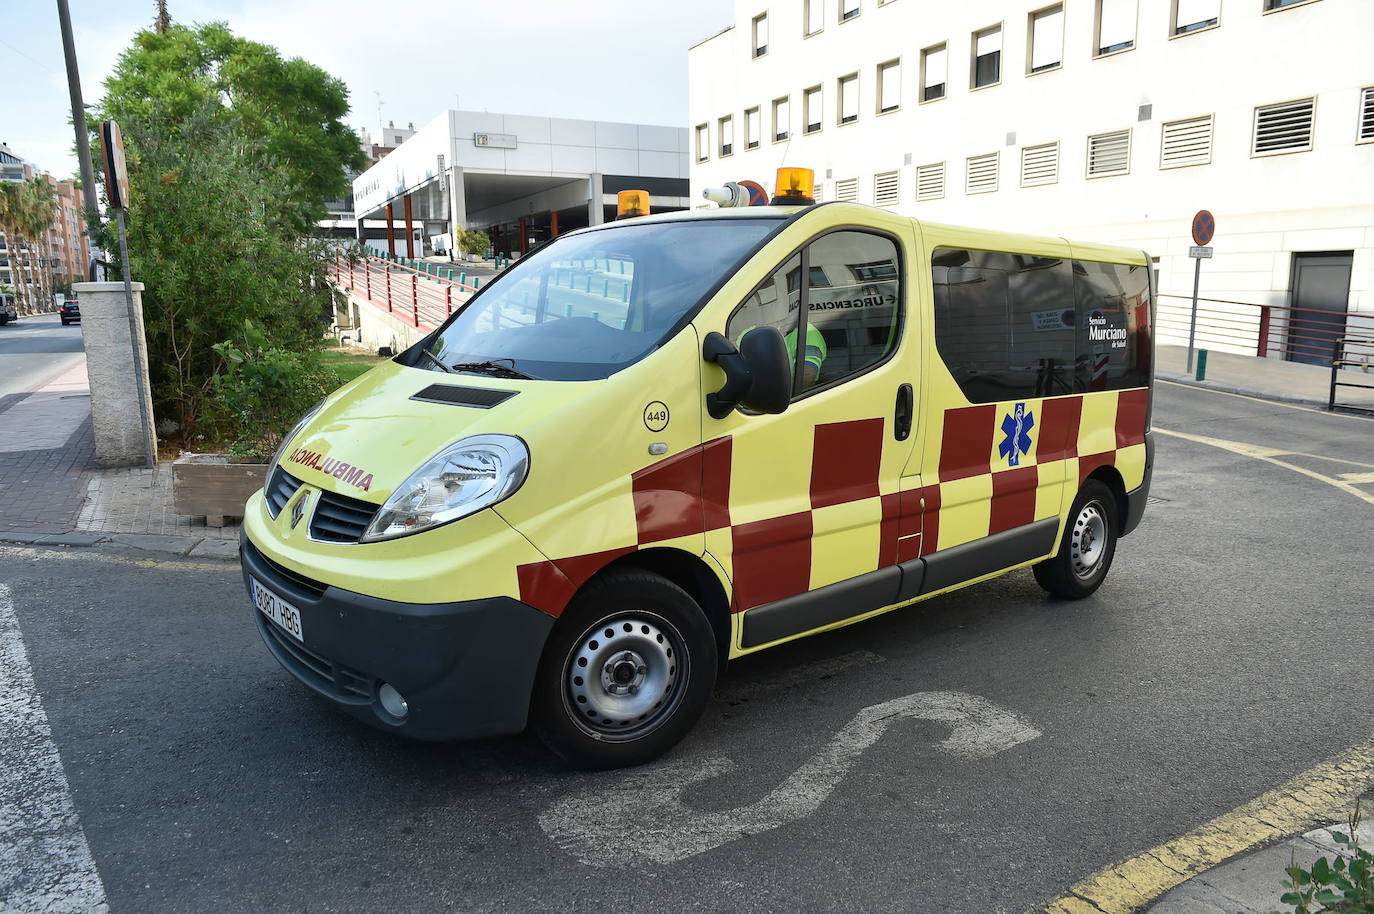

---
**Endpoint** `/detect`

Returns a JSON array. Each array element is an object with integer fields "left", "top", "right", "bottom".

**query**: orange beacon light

[
  {"left": 616, "top": 189, "right": 650, "bottom": 219},
  {"left": 772, "top": 167, "right": 815, "bottom": 205}
]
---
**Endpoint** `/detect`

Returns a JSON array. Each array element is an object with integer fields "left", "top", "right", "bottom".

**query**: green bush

[
  {"left": 1275, "top": 802, "right": 1373, "bottom": 914},
  {"left": 210, "top": 320, "right": 340, "bottom": 460},
  {"left": 459, "top": 229, "right": 491, "bottom": 256}
]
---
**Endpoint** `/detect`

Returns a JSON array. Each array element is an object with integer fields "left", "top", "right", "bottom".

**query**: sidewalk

[
  {"left": 1157, "top": 343, "right": 1374, "bottom": 411},
  {"left": 1147, "top": 816, "right": 1374, "bottom": 913},
  {"left": 0, "top": 356, "right": 240, "bottom": 560}
]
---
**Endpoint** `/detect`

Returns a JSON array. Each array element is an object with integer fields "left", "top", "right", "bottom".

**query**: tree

[
  {"left": 459, "top": 229, "right": 491, "bottom": 257},
  {"left": 21, "top": 178, "right": 56, "bottom": 311},
  {"left": 114, "top": 103, "right": 340, "bottom": 441},
  {"left": 97, "top": 21, "right": 366, "bottom": 227}
]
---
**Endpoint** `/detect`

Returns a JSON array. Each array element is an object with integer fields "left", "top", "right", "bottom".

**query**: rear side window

[
  {"left": 1074, "top": 259, "right": 1151, "bottom": 391},
  {"left": 727, "top": 230, "right": 902, "bottom": 397},
  {"left": 933, "top": 247, "right": 1149, "bottom": 402}
]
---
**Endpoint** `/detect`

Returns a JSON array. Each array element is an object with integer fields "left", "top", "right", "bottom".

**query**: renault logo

[{"left": 290, "top": 490, "right": 312, "bottom": 530}]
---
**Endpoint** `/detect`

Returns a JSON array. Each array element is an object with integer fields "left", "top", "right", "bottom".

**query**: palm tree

[
  {"left": 21, "top": 178, "right": 57, "bottom": 312},
  {"left": 0, "top": 182, "right": 32, "bottom": 314}
]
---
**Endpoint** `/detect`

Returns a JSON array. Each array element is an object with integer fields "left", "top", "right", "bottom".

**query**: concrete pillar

[
  {"left": 588, "top": 173, "right": 605, "bottom": 226},
  {"left": 550, "top": 209, "right": 559, "bottom": 238},
  {"left": 385, "top": 203, "right": 396, "bottom": 256},
  {"left": 404, "top": 194, "right": 415, "bottom": 259},
  {"left": 72, "top": 281, "right": 157, "bottom": 468},
  {"left": 449, "top": 166, "right": 467, "bottom": 240},
  {"left": 518, "top": 216, "right": 528, "bottom": 256}
]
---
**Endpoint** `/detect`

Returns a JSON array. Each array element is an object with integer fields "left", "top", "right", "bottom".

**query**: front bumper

[{"left": 241, "top": 532, "right": 554, "bottom": 741}]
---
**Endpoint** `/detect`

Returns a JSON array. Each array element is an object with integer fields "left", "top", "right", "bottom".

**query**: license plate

[{"left": 251, "top": 577, "right": 304, "bottom": 642}]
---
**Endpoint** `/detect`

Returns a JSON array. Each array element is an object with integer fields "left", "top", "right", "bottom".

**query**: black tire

[
  {"left": 59, "top": 319, "right": 68, "bottom": 326},
  {"left": 531, "top": 570, "right": 717, "bottom": 769},
  {"left": 1033, "top": 479, "right": 1118, "bottom": 599}
]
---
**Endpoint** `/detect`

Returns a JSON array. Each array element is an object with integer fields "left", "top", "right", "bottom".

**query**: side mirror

[{"left": 702, "top": 329, "right": 792, "bottom": 419}]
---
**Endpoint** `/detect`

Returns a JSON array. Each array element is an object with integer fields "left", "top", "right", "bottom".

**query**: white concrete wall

[{"left": 689, "top": 0, "right": 1374, "bottom": 317}]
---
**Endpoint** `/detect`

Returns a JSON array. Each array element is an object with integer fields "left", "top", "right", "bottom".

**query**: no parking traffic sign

[{"left": 1192, "top": 209, "right": 1216, "bottom": 246}]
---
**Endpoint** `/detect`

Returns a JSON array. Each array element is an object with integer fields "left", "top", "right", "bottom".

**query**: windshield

[{"left": 422, "top": 219, "right": 781, "bottom": 380}]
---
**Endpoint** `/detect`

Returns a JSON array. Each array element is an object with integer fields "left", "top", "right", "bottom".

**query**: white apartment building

[{"left": 689, "top": 0, "right": 1374, "bottom": 356}]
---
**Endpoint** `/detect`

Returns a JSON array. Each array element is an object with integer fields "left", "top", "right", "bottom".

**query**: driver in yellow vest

[{"left": 740, "top": 322, "right": 829, "bottom": 389}]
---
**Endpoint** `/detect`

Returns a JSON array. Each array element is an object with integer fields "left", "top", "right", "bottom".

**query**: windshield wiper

[
  {"left": 448, "top": 359, "right": 534, "bottom": 380},
  {"left": 419, "top": 348, "right": 454, "bottom": 373}
]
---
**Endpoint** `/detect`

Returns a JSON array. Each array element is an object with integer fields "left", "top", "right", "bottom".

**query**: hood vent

[{"left": 410, "top": 383, "right": 518, "bottom": 409}]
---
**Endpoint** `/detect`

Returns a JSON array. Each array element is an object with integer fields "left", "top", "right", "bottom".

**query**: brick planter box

[{"left": 172, "top": 454, "right": 268, "bottom": 527}]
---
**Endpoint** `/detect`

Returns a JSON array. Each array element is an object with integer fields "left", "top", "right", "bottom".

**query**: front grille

[
  {"left": 264, "top": 466, "right": 303, "bottom": 518},
  {"left": 259, "top": 618, "right": 374, "bottom": 703},
  {"left": 309, "top": 489, "right": 379, "bottom": 543}
]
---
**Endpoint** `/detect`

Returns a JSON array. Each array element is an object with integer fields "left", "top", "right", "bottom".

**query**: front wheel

[
  {"left": 531, "top": 570, "right": 717, "bottom": 769},
  {"left": 1033, "top": 480, "right": 1118, "bottom": 599}
]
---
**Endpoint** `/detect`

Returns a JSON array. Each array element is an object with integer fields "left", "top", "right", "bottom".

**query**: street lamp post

[{"left": 55, "top": 0, "right": 102, "bottom": 280}]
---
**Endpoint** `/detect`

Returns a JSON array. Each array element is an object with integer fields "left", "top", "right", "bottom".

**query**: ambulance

[{"left": 240, "top": 169, "right": 1154, "bottom": 769}]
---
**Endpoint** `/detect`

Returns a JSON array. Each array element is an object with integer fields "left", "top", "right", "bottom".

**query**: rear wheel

[
  {"left": 1033, "top": 479, "right": 1118, "bottom": 599},
  {"left": 531, "top": 570, "right": 717, "bottom": 769}
]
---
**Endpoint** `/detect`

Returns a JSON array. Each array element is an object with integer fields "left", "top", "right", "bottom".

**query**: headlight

[{"left": 361, "top": 434, "right": 529, "bottom": 542}]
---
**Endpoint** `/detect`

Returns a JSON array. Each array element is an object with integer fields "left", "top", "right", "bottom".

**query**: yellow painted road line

[
  {"left": 1339, "top": 471, "right": 1374, "bottom": 484},
  {"left": 1155, "top": 427, "right": 1374, "bottom": 508},
  {"left": 1038, "top": 735, "right": 1374, "bottom": 913},
  {"left": 1157, "top": 378, "right": 1374, "bottom": 423}
]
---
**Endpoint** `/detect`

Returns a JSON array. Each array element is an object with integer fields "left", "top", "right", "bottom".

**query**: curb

[
  {"left": 0, "top": 529, "right": 240, "bottom": 562},
  {"left": 1157, "top": 372, "right": 1333, "bottom": 409}
]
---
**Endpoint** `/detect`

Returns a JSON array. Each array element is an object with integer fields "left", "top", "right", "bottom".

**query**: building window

[
  {"left": 834, "top": 177, "right": 859, "bottom": 201},
  {"left": 838, "top": 73, "right": 859, "bottom": 124},
  {"left": 840, "top": 0, "right": 860, "bottom": 22},
  {"left": 972, "top": 25, "right": 1002, "bottom": 89},
  {"left": 1172, "top": 0, "right": 1219, "bottom": 34},
  {"left": 1095, "top": 0, "right": 1136, "bottom": 55},
  {"left": 873, "top": 171, "right": 900, "bottom": 206},
  {"left": 773, "top": 96, "right": 791, "bottom": 141},
  {"left": 920, "top": 44, "right": 947, "bottom": 102},
  {"left": 1264, "top": 0, "right": 1319, "bottom": 9},
  {"left": 695, "top": 124, "right": 709, "bottom": 162},
  {"left": 1253, "top": 97, "right": 1316, "bottom": 155},
  {"left": 965, "top": 152, "right": 999, "bottom": 194},
  {"left": 719, "top": 115, "right": 734, "bottom": 156},
  {"left": 745, "top": 107, "right": 762, "bottom": 149},
  {"left": 1087, "top": 128, "right": 1132, "bottom": 176},
  {"left": 1359, "top": 88, "right": 1374, "bottom": 144},
  {"left": 804, "top": 85, "right": 824, "bottom": 134},
  {"left": 752, "top": 13, "right": 769, "bottom": 57},
  {"left": 1160, "top": 114, "right": 1214, "bottom": 167},
  {"left": 877, "top": 59, "right": 901, "bottom": 113},
  {"left": 916, "top": 161, "right": 946, "bottom": 200},
  {"left": 805, "top": 0, "right": 825, "bottom": 36},
  {"left": 1020, "top": 141, "right": 1059, "bottom": 186},
  {"left": 1028, "top": 5, "right": 1064, "bottom": 73}
]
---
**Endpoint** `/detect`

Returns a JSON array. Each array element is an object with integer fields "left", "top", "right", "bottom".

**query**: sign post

[
  {"left": 99, "top": 120, "right": 155, "bottom": 468},
  {"left": 1186, "top": 209, "right": 1216, "bottom": 374}
]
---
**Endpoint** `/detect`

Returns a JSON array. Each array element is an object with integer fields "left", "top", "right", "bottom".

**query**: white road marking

[
  {"left": 538, "top": 690, "right": 1040, "bottom": 866},
  {"left": 0, "top": 583, "right": 110, "bottom": 914},
  {"left": 717, "top": 649, "right": 886, "bottom": 702}
]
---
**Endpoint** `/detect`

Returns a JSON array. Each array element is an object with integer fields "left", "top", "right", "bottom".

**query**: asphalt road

[
  {"left": 0, "top": 314, "right": 84, "bottom": 401},
  {"left": 3, "top": 382, "right": 1373, "bottom": 914}
]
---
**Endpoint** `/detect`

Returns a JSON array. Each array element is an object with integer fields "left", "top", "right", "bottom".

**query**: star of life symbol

[{"left": 999, "top": 403, "right": 1035, "bottom": 467}]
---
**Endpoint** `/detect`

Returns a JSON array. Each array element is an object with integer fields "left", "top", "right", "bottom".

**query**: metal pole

[
  {"left": 55, "top": 0, "right": 101, "bottom": 281},
  {"left": 1186, "top": 255, "right": 1202, "bottom": 374},
  {"left": 114, "top": 209, "right": 154, "bottom": 468}
]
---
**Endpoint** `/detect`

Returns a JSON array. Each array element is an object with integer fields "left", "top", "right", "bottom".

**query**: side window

[
  {"left": 726, "top": 252, "right": 803, "bottom": 372},
  {"left": 804, "top": 231, "right": 901, "bottom": 389},
  {"left": 932, "top": 247, "right": 1076, "bottom": 402},
  {"left": 1073, "top": 259, "right": 1151, "bottom": 390}
]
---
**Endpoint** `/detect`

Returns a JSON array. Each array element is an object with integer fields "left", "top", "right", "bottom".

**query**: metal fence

[
  {"left": 1330, "top": 336, "right": 1374, "bottom": 413},
  {"left": 1156, "top": 293, "right": 1374, "bottom": 366},
  {"left": 330, "top": 254, "right": 482, "bottom": 332}
]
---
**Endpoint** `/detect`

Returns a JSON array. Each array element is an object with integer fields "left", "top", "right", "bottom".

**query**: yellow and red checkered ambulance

[{"left": 240, "top": 169, "right": 1154, "bottom": 768}]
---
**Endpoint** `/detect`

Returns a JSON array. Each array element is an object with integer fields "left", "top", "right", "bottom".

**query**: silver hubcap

[
  {"left": 565, "top": 613, "right": 685, "bottom": 741},
  {"left": 1070, "top": 501, "right": 1108, "bottom": 580}
]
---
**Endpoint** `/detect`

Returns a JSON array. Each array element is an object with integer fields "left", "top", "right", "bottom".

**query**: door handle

[{"left": 894, "top": 383, "right": 913, "bottom": 441}]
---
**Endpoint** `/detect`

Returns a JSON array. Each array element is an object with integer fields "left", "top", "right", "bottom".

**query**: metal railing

[
  {"left": 1329, "top": 336, "right": 1374, "bottom": 413},
  {"left": 1156, "top": 293, "right": 1374, "bottom": 365},
  {"left": 330, "top": 254, "right": 483, "bottom": 332}
]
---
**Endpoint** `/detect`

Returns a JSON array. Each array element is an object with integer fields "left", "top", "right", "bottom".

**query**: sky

[{"left": 0, "top": 0, "right": 736, "bottom": 179}]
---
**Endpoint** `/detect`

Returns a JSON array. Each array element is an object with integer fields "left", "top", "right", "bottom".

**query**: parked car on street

[
  {"left": 0, "top": 293, "right": 17, "bottom": 325},
  {"left": 59, "top": 300, "right": 80, "bottom": 325}
]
